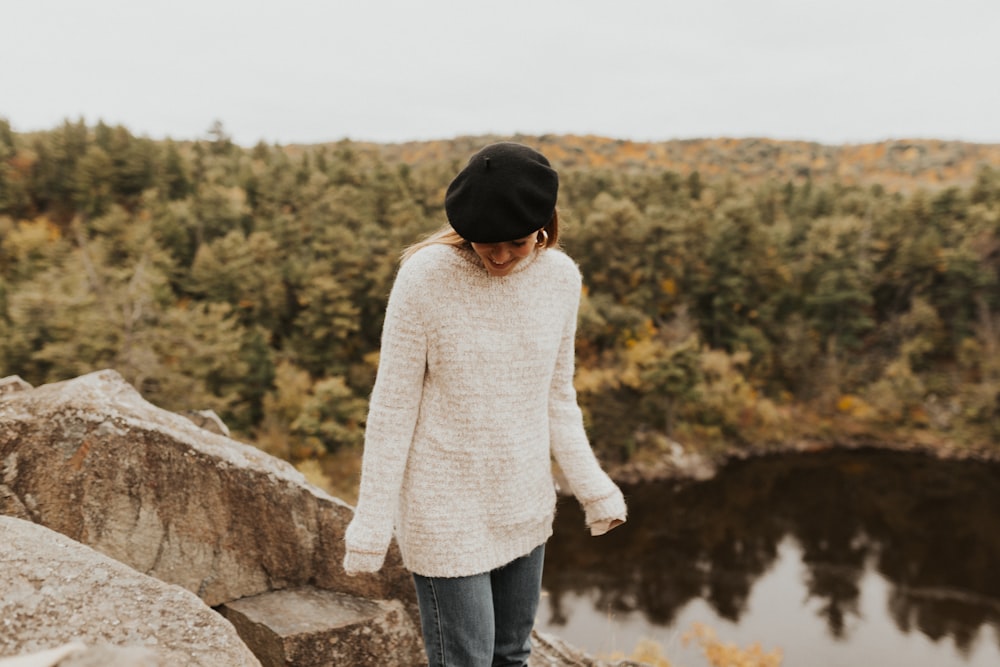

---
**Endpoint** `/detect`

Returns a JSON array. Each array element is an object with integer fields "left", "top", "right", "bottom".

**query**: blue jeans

[{"left": 412, "top": 543, "right": 545, "bottom": 667}]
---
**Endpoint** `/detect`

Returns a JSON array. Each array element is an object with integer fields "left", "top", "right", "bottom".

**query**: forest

[{"left": 2, "top": 118, "right": 1000, "bottom": 493}]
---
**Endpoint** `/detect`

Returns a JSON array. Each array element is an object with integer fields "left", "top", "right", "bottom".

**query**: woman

[{"left": 343, "top": 142, "right": 626, "bottom": 666}]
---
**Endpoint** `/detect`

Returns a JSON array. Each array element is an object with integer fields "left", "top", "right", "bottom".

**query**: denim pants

[{"left": 412, "top": 543, "right": 545, "bottom": 667}]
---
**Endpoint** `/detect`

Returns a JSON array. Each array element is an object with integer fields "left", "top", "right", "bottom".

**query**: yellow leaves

[
  {"left": 836, "top": 394, "right": 857, "bottom": 412},
  {"left": 3, "top": 217, "right": 61, "bottom": 260},
  {"left": 574, "top": 365, "right": 622, "bottom": 394},
  {"left": 362, "top": 350, "right": 381, "bottom": 368},
  {"left": 608, "top": 624, "right": 783, "bottom": 667},
  {"left": 619, "top": 337, "right": 661, "bottom": 386},
  {"left": 661, "top": 277, "right": 677, "bottom": 296},
  {"left": 624, "top": 320, "right": 659, "bottom": 350},
  {"left": 700, "top": 348, "right": 749, "bottom": 380},
  {"left": 626, "top": 638, "right": 674, "bottom": 666},
  {"left": 629, "top": 268, "right": 645, "bottom": 289},
  {"left": 44, "top": 218, "right": 62, "bottom": 241},
  {"left": 836, "top": 394, "right": 876, "bottom": 420},
  {"left": 606, "top": 638, "right": 674, "bottom": 666},
  {"left": 683, "top": 623, "right": 784, "bottom": 667}
]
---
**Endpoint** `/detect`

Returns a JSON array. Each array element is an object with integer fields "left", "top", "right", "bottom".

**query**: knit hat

[{"left": 445, "top": 142, "right": 559, "bottom": 243}]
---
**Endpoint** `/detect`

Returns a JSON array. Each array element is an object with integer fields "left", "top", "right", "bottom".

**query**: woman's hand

[{"left": 589, "top": 517, "right": 625, "bottom": 536}]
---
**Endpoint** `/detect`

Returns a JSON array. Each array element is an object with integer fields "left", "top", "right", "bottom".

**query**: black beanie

[{"left": 445, "top": 142, "right": 559, "bottom": 243}]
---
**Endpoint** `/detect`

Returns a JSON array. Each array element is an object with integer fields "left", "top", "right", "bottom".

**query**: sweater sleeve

[
  {"left": 548, "top": 269, "right": 627, "bottom": 532},
  {"left": 343, "top": 260, "right": 427, "bottom": 575}
]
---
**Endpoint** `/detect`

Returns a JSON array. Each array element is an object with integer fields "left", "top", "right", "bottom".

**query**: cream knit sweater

[{"left": 343, "top": 243, "right": 626, "bottom": 578}]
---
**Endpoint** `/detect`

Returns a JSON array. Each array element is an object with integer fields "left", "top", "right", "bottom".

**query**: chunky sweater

[{"left": 343, "top": 243, "right": 627, "bottom": 578}]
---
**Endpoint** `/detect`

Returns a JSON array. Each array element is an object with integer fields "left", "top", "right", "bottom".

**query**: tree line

[{"left": 3, "top": 118, "right": 1000, "bottom": 469}]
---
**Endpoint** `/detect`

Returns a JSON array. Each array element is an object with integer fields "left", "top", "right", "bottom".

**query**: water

[{"left": 537, "top": 448, "right": 1000, "bottom": 666}]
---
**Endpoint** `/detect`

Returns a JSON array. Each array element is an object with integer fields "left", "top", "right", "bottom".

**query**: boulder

[
  {"left": 0, "top": 369, "right": 413, "bottom": 610},
  {"left": 218, "top": 587, "right": 424, "bottom": 667},
  {"left": 0, "top": 516, "right": 260, "bottom": 667}
]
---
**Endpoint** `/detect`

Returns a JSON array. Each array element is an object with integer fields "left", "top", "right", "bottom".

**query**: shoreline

[{"left": 604, "top": 434, "right": 1000, "bottom": 486}]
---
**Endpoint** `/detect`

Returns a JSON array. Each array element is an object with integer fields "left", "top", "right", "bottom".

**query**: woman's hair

[{"left": 401, "top": 210, "right": 561, "bottom": 264}]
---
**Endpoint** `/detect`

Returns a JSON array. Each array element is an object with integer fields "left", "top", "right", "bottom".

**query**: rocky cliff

[{"left": 0, "top": 371, "right": 643, "bottom": 666}]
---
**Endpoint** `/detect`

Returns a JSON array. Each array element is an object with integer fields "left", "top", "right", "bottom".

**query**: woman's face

[{"left": 470, "top": 232, "right": 538, "bottom": 277}]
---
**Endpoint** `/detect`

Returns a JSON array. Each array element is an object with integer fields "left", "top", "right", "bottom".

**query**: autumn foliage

[{"left": 2, "top": 118, "right": 1000, "bottom": 486}]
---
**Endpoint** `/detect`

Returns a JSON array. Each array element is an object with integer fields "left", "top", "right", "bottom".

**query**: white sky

[{"left": 3, "top": 0, "right": 999, "bottom": 146}]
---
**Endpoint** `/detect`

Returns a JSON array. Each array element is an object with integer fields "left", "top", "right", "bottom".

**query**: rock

[
  {"left": 0, "top": 375, "right": 33, "bottom": 398},
  {"left": 0, "top": 643, "right": 164, "bottom": 667},
  {"left": 0, "top": 516, "right": 260, "bottom": 667},
  {"left": 608, "top": 432, "right": 717, "bottom": 485},
  {"left": 0, "top": 643, "right": 86, "bottom": 667},
  {"left": 529, "top": 631, "right": 648, "bottom": 666},
  {"left": 667, "top": 441, "right": 715, "bottom": 481},
  {"left": 218, "top": 587, "right": 424, "bottom": 667},
  {"left": 50, "top": 645, "right": 160, "bottom": 667},
  {"left": 181, "top": 409, "right": 231, "bottom": 437},
  {"left": 0, "top": 370, "right": 627, "bottom": 666},
  {"left": 0, "top": 369, "right": 413, "bottom": 610}
]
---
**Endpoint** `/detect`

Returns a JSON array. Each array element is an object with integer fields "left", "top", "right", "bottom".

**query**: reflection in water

[{"left": 542, "top": 449, "right": 1000, "bottom": 660}]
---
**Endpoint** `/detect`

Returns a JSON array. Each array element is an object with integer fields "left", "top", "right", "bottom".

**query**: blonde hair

[{"left": 401, "top": 210, "right": 561, "bottom": 264}]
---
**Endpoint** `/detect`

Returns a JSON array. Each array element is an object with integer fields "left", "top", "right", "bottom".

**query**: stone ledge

[
  {"left": 0, "top": 516, "right": 260, "bottom": 667},
  {"left": 218, "top": 586, "right": 424, "bottom": 667}
]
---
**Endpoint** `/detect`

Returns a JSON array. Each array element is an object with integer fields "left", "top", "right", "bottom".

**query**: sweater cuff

[
  {"left": 343, "top": 547, "right": 387, "bottom": 576},
  {"left": 583, "top": 487, "right": 627, "bottom": 528}
]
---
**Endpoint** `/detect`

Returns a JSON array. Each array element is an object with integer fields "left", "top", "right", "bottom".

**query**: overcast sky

[{"left": 4, "top": 0, "right": 999, "bottom": 146}]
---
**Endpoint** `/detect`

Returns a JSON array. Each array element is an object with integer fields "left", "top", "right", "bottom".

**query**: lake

[{"left": 536, "top": 448, "right": 1000, "bottom": 666}]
